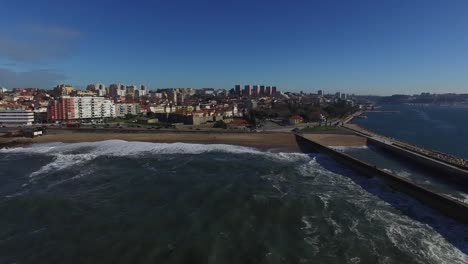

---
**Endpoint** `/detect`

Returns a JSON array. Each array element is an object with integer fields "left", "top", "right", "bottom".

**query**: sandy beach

[
  {"left": 0, "top": 130, "right": 303, "bottom": 152},
  {"left": 0, "top": 126, "right": 370, "bottom": 153}
]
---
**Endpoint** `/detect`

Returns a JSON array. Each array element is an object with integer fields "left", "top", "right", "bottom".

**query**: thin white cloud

[
  {"left": 27, "top": 24, "right": 82, "bottom": 38},
  {"left": 0, "top": 24, "right": 82, "bottom": 62},
  {"left": 0, "top": 68, "right": 67, "bottom": 88}
]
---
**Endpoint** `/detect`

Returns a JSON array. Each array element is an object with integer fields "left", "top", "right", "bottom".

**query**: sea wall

[
  {"left": 295, "top": 133, "right": 468, "bottom": 225},
  {"left": 367, "top": 138, "right": 468, "bottom": 185}
]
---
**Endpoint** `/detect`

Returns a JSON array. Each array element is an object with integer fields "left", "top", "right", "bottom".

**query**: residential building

[
  {"left": 259, "top": 85, "right": 265, "bottom": 96},
  {"left": 202, "top": 88, "right": 215, "bottom": 95},
  {"left": 109, "top": 83, "right": 126, "bottom": 97},
  {"left": 76, "top": 90, "right": 97, "bottom": 97},
  {"left": 48, "top": 96, "right": 115, "bottom": 122},
  {"left": 115, "top": 103, "right": 141, "bottom": 117},
  {"left": 126, "top": 85, "right": 137, "bottom": 98},
  {"left": 53, "top": 84, "right": 74, "bottom": 97},
  {"left": 289, "top": 115, "right": 304, "bottom": 125},
  {"left": 87, "top": 83, "right": 107, "bottom": 96},
  {"left": 235, "top": 85, "right": 242, "bottom": 96},
  {"left": 48, "top": 97, "right": 75, "bottom": 121},
  {"left": 0, "top": 104, "right": 34, "bottom": 126},
  {"left": 243, "top": 85, "right": 252, "bottom": 97},
  {"left": 86, "top": 84, "right": 97, "bottom": 91},
  {"left": 137, "top": 85, "right": 148, "bottom": 97},
  {"left": 149, "top": 91, "right": 163, "bottom": 99},
  {"left": 252, "top": 85, "right": 259, "bottom": 97},
  {"left": 271, "top": 86, "right": 277, "bottom": 95}
]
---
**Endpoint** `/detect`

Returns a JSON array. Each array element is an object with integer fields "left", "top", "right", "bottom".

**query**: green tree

[{"left": 213, "top": 120, "right": 228, "bottom": 129}]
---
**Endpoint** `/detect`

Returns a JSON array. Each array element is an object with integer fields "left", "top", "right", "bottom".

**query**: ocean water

[
  {"left": 352, "top": 104, "right": 468, "bottom": 159},
  {"left": 0, "top": 140, "right": 467, "bottom": 263}
]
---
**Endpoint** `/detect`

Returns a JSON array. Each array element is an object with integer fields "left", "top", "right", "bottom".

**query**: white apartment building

[
  {"left": 0, "top": 110, "right": 35, "bottom": 126},
  {"left": 73, "top": 97, "right": 116, "bottom": 119},
  {"left": 109, "top": 84, "right": 126, "bottom": 97},
  {"left": 0, "top": 104, "right": 34, "bottom": 126},
  {"left": 136, "top": 85, "right": 148, "bottom": 97},
  {"left": 115, "top": 103, "right": 141, "bottom": 117},
  {"left": 97, "top": 84, "right": 107, "bottom": 97},
  {"left": 149, "top": 91, "right": 163, "bottom": 99}
]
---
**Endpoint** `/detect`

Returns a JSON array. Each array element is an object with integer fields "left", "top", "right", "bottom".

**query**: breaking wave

[
  {"left": 1, "top": 140, "right": 264, "bottom": 156},
  {"left": 330, "top": 145, "right": 369, "bottom": 152}
]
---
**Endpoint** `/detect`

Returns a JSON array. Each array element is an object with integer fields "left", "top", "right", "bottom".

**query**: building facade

[
  {"left": 0, "top": 104, "right": 34, "bottom": 126},
  {"left": 53, "top": 84, "right": 74, "bottom": 97},
  {"left": 48, "top": 96, "right": 115, "bottom": 122},
  {"left": 115, "top": 103, "right": 141, "bottom": 117},
  {"left": 109, "top": 84, "right": 126, "bottom": 97}
]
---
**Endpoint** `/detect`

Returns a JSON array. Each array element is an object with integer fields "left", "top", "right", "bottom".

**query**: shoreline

[
  {"left": 0, "top": 126, "right": 373, "bottom": 152},
  {"left": 0, "top": 131, "right": 303, "bottom": 153}
]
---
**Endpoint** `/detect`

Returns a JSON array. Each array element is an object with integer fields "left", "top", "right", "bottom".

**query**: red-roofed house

[{"left": 289, "top": 115, "right": 304, "bottom": 125}]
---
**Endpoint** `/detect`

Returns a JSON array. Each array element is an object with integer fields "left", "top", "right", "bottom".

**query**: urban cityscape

[
  {"left": 0, "top": 83, "right": 361, "bottom": 129},
  {"left": 2, "top": 1, "right": 468, "bottom": 263}
]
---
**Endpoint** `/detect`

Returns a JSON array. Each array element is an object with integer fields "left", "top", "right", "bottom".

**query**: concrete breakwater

[
  {"left": 367, "top": 138, "right": 468, "bottom": 186},
  {"left": 343, "top": 125, "right": 468, "bottom": 186},
  {"left": 294, "top": 133, "right": 468, "bottom": 225}
]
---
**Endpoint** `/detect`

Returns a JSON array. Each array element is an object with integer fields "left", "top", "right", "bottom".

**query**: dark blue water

[
  {"left": 0, "top": 141, "right": 467, "bottom": 263},
  {"left": 352, "top": 104, "right": 468, "bottom": 159}
]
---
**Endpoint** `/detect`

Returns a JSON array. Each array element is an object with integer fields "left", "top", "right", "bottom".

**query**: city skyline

[{"left": 1, "top": 0, "right": 468, "bottom": 95}]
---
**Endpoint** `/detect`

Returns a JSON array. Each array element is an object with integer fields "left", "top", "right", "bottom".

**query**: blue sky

[{"left": 1, "top": 0, "right": 468, "bottom": 95}]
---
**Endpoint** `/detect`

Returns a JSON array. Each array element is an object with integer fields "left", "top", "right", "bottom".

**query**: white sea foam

[
  {"left": 382, "top": 168, "right": 412, "bottom": 179},
  {"left": 317, "top": 192, "right": 331, "bottom": 209},
  {"left": 301, "top": 216, "right": 320, "bottom": 255},
  {"left": 29, "top": 153, "right": 96, "bottom": 178},
  {"left": 1, "top": 140, "right": 310, "bottom": 160},
  {"left": 365, "top": 204, "right": 468, "bottom": 264},
  {"left": 1, "top": 140, "right": 311, "bottom": 180},
  {"left": 294, "top": 153, "right": 468, "bottom": 263},
  {"left": 330, "top": 145, "right": 368, "bottom": 152},
  {"left": 1, "top": 140, "right": 263, "bottom": 156},
  {"left": 460, "top": 193, "right": 468, "bottom": 204},
  {"left": 395, "top": 170, "right": 411, "bottom": 178},
  {"left": 385, "top": 216, "right": 468, "bottom": 263}
]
